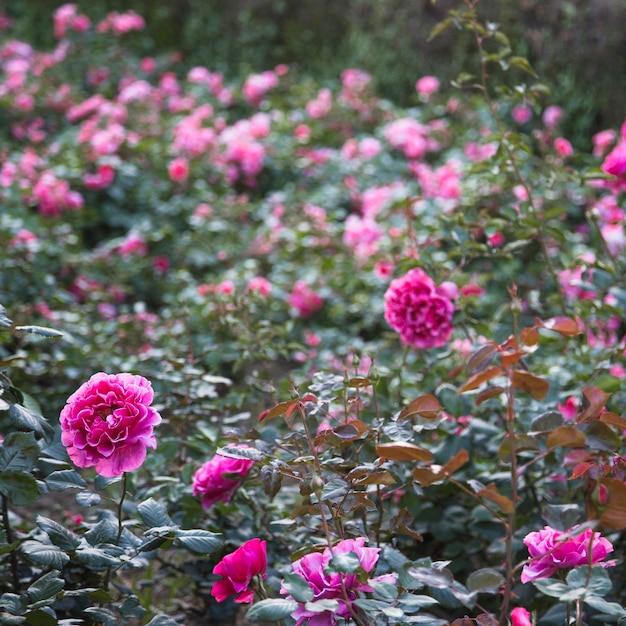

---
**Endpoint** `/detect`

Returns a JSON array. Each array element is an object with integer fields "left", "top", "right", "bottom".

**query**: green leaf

[
  {"left": 119, "top": 596, "right": 146, "bottom": 619},
  {"left": 542, "top": 504, "right": 581, "bottom": 531},
  {"left": 13, "top": 326, "right": 64, "bottom": 338},
  {"left": 174, "top": 529, "right": 223, "bottom": 554},
  {"left": 0, "top": 305, "right": 12, "bottom": 328},
  {"left": 45, "top": 470, "right": 87, "bottom": 491},
  {"left": 529, "top": 411, "right": 563, "bottom": 433},
  {"left": 83, "top": 607, "right": 118, "bottom": 626},
  {"left": 508, "top": 56, "right": 537, "bottom": 76},
  {"left": 584, "top": 595, "right": 626, "bottom": 617},
  {"left": 24, "top": 570, "right": 64, "bottom": 604},
  {"left": 0, "top": 432, "right": 40, "bottom": 472},
  {"left": 0, "top": 472, "right": 40, "bottom": 505},
  {"left": 84, "top": 519, "right": 118, "bottom": 545},
  {"left": 281, "top": 573, "right": 314, "bottom": 602},
  {"left": 0, "top": 593, "right": 25, "bottom": 616},
  {"left": 145, "top": 616, "right": 180, "bottom": 626},
  {"left": 74, "top": 546, "right": 121, "bottom": 568},
  {"left": 75, "top": 491, "right": 101, "bottom": 507},
  {"left": 428, "top": 18, "right": 453, "bottom": 42},
  {"left": 532, "top": 578, "right": 570, "bottom": 598},
  {"left": 321, "top": 478, "right": 348, "bottom": 501},
  {"left": 36, "top": 516, "right": 81, "bottom": 551},
  {"left": 7, "top": 404, "right": 54, "bottom": 440},
  {"left": 246, "top": 599, "right": 299, "bottom": 622},
  {"left": 304, "top": 599, "right": 339, "bottom": 613},
  {"left": 20, "top": 542, "right": 69, "bottom": 568},
  {"left": 566, "top": 566, "right": 612, "bottom": 596},
  {"left": 217, "top": 446, "right": 263, "bottom": 462},
  {"left": 407, "top": 566, "right": 454, "bottom": 589},
  {"left": 22, "top": 609, "right": 57, "bottom": 626},
  {"left": 138, "top": 498, "right": 174, "bottom": 528},
  {"left": 466, "top": 568, "right": 504, "bottom": 594},
  {"left": 329, "top": 551, "right": 361, "bottom": 574}
]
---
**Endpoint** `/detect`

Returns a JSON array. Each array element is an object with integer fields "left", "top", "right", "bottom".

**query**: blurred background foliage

[{"left": 3, "top": 0, "right": 626, "bottom": 147}]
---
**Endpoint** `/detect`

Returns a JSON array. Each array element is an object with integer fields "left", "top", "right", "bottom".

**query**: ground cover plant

[{"left": 1, "top": 1, "right": 626, "bottom": 625}]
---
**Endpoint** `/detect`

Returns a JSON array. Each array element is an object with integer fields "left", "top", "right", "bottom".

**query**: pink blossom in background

[
  {"left": 341, "top": 68, "right": 371, "bottom": 93},
  {"left": 152, "top": 256, "right": 170, "bottom": 275},
  {"left": 557, "top": 396, "right": 578, "bottom": 420},
  {"left": 601, "top": 222, "right": 626, "bottom": 256},
  {"left": 116, "top": 232, "right": 148, "bottom": 256},
  {"left": 9, "top": 228, "right": 39, "bottom": 254},
  {"left": 593, "top": 129, "right": 617, "bottom": 157},
  {"left": 54, "top": 4, "right": 91, "bottom": 39},
  {"left": 521, "top": 526, "right": 615, "bottom": 583},
  {"left": 211, "top": 538, "right": 267, "bottom": 604},
  {"left": 487, "top": 232, "right": 505, "bottom": 248},
  {"left": 168, "top": 156, "right": 189, "bottom": 183},
  {"left": 305, "top": 88, "right": 332, "bottom": 118},
  {"left": 283, "top": 537, "right": 393, "bottom": 626},
  {"left": 96, "top": 10, "right": 145, "bottom": 35},
  {"left": 384, "top": 117, "right": 430, "bottom": 159},
  {"left": 464, "top": 141, "right": 497, "bottom": 162},
  {"left": 415, "top": 75, "right": 440, "bottom": 97},
  {"left": 384, "top": 268, "right": 458, "bottom": 349},
  {"left": 83, "top": 163, "right": 115, "bottom": 190},
  {"left": 242, "top": 70, "right": 278, "bottom": 106},
  {"left": 192, "top": 450, "right": 254, "bottom": 509},
  {"left": 510, "top": 607, "right": 532, "bottom": 626},
  {"left": 60, "top": 372, "right": 161, "bottom": 477},
  {"left": 343, "top": 214, "right": 383, "bottom": 261},
  {"left": 602, "top": 141, "right": 626, "bottom": 177},
  {"left": 33, "top": 171, "right": 83, "bottom": 216},
  {"left": 288, "top": 281, "right": 324, "bottom": 318},
  {"left": 246, "top": 276, "right": 272, "bottom": 297},
  {"left": 512, "top": 104, "right": 532, "bottom": 124},
  {"left": 542, "top": 105, "right": 563, "bottom": 129},
  {"left": 554, "top": 137, "right": 573, "bottom": 158},
  {"left": 374, "top": 259, "right": 394, "bottom": 279}
]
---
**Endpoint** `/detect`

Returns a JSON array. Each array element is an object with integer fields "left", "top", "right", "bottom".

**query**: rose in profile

[
  {"left": 192, "top": 449, "right": 254, "bottom": 509},
  {"left": 60, "top": 372, "right": 161, "bottom": 477},
  {"left": 384, "top": 268, "right": 458, "bottom": 349},
  {"left": 510, "top": 607, "right": 532, "bottom": 626},
  {"left": 521, "top": 525, "right": 615, "bottom": 583},
  {"left": 211, "top": 538, "right": 267, "bottom": 603}
]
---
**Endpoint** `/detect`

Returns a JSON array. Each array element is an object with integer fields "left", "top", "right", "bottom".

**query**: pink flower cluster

[
  {"left": 288, "top": 281, "right": 324, "bottom": 318},
  {"left": 192, "top": 450, "right": 254, "bottom": 509},
  {"left": 384, "top": 268, "right": 458, "bottom": 349},
  {"left": 212, "top": 538, "right": 267, "bottom": 603},
  {"left": 283, "top": 537, "right": 392, "bottom": 626},
  {"left": 521, "top": 525, "right": 615, "bottom": 583},
  {"left": 60, "top": 372, "right": 161, "bottom": 477}
]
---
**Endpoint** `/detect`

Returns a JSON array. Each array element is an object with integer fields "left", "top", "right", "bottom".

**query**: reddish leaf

[
  {"left": 333, "top": 420, "right": 368, "bottom": 440},
  {"left": 520, "top": 326, "right": 540, "bottom": 346},
  {"left": 541, "top": 316, "right": 582, "bottom": 336},
  {"left": 353, "top": 470, "right": 396, "bottom": 486},
  {"left": 599, "top": 411, "right": 626, "bottom": 430},
  {"left": 260, "top": 400, "right": 298, "bottom": 422},
  {"left": 399, "top": 394, "right": 442, "bottom": 420},
  {"left": 348, "top": 377, "right": 371, "bottom": 388},
  {"left": 376, "top": 442, "right": 433, "bottom": 462},
  {"left": 546, "top": 425, "right": 587, "bottom": 449},
  {"left": 577, "top": 387, "right": 610, "bottom": 422},
  {"left": 570, "top": 461, "right": 596, "bottom": 480},
  {"left": 478, "top": 483, "right": 514, "bottom": 514},
  {"left": 475, "top": 386, "right": 505, "bottom": 405},
  {"left": 466, "top": 343, "right": 498, "bottom": 375},
  {"left": 500, "top": 349, "right": 527, "bottom": 368},
  {"left": 458, "top": 366, "right": 504, "bottom": 394},
  {"left": 599, "top": 478, "right": 626, "bottom": 530},
  {"left": 510, "top": 370, "right": 549, "bottom": 400},
  {"left": 441, "top": 448, "right": 470, "bottom": 476},
  {"left": 412, "top": 467, "right": 441, "bottom": 486}
]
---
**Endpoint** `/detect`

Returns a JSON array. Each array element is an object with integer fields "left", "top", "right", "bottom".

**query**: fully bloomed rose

[
  {"left": 60, "top": 372, "right": 161, "bottom": 477},
  {"left": 212, "top": 538, "right": 267, "bottom": 603},
  {"left": 283, "top": 537, "right": 393, "bottom": 626},
  {"left": 384, "top": 268, "right": 458, "bottom": 349},
  {"left": 521, "top": 525, "right": 615, "bottom": 583},
  {"left": 192, "top": 450, "right": 254, "bottom": 509}
]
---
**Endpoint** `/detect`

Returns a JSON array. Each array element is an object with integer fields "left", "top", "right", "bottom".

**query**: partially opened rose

[
  {"left": 60, "top": 372, "right": 161, "bottom": 477},
  {"left": 211, "top": 538, "right": 267, "bottom": 603}
]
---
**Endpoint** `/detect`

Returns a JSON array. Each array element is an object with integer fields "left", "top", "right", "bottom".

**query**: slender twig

[{"left": 2, "top": 493, "right": 20, "bottom": 592}]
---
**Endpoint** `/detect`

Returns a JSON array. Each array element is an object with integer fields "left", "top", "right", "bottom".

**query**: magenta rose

[
  {"left": 521, "top": 525, "right": 615, "bottom": 583},
  {"left": 510, "top": 607, "right": 532, "bottom": 626},
  {"left": 384, "top": 268, "right": 457, "bottom": 349},
  {"left": 192, "top": 449, "right": 254, "bottom": 509},
  {"left": 211, "top": 538, "right": 267, "bottom": 603},
  {"left": 282, "top": 537, "right": 394, "bottom": 626},
  {"left": 60, "top": 372, "right": 161, "bottom": 477}
]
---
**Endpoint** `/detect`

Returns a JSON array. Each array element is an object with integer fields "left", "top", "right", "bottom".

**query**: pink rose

[
  {"left": 192, "top": 450, "right": 254, "bottom": 509},
  {"left": 602, "top": 141, "right": 626, "bottom": 177},
  {"left": 521, "top": 526, "right": 615, "bottom": 583},
  {"left": 288, "top": 281, "right": 324, "bottom": 318},
  {"left": 60, "top": 373, "right": 161, "bottom": 477},
  {"left": 415, "top": 75, "right": 440, "bottom": 97},
  {"left": 212, "top": 538, "right": 267, "bottom": 603},
  {"left": 282, "top": 537, "right": 392, "bottom": 626},
  {"left": 511, "top": 607, "right": 532, "bottom": 626},
  {"left": 384, "top": 268, "right": 457, "bottom": 349}
]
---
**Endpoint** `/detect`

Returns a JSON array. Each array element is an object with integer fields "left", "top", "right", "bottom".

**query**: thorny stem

[{"left": 2, "top": 493, "right": 20, "bottom": 592}]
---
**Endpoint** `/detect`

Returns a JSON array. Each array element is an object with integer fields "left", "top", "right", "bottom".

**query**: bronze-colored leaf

[
  {"left": 599, "top": 411, "right": 626, "bottom": 430},
  {"left": 546, "top": 425, "right": 587, "bottom": 449},
  {"left": 399, "top": 394, "right": 442, "bottom": 420},
  {"left": 475, "top": 386, "right": 505, "bottom": 405},
  {"left": 478, "top": 483, "right": 515, "bottom": 514},
  {"left": 441, "top": 448, "right": 470, "bottom": 476},
  {"left": 376, "top": 442, "right": 433, "bottom": 462},
  {"left": 333, "top": 420, "right": 368, "bottom": 440},
  {"left": 500, "top": 349, "right": 527, "bottom": 369},
  {"left": 510, "top": 370, "right": 549, "bottom": 400},
  {"left": 412, "top": 467, "right": 441, "bottom": 486},
  {"left": 348, "top": 377, "right": 371, "bottom": 388},
  {"left": 466, "top": 343, "right": 498, "bottom": 375},
  {"left": 577, "top": 387, "right": 610, "bottom": 422},
  {"left": 541, "top": 316, "right": 582, "bottom": 337},
  {"left": 599, "top": 478, "right": 626, "bottom": 530},
  {"left": 353, "top": 470, "right": 396, "bottom": 486},
  {"left": 520, "top": 326, "right": 540, "bottom": 346},
  {"left": 458, "top": 366, "right": 504, "bottom": 394},
  {"left": 260, "top": 400, "right": 298, "bottom": 422}
]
